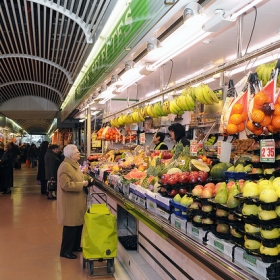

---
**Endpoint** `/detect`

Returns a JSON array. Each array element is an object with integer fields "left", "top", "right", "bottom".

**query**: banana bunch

[
  {"left": 176, "top": 94, "right": 196, "bottom": 111},
  {"left": 195, "top": 84, "right": 219, "bottom": 105},
  {"left": 182, "top": 86, "right": 196, "bottom": 100},
  {"left": 256, "top": 61, "right": 277, "bottom": 87},
  {"left": 110, "top": 118, "right": 119, "bottom": 128},
  {"left": 163, "top": 100, "right": 171, "bottom": 115},
  {"left": 146, "top": 104, "right": 157, "bottom": 118},
  {"left": 153, "top": 102, "right": 168, "bottom": 117},
  {"left": 131, "top": 108, "right": 145, "bottom": 123},
  {"left": 170, "top": 98, "right": 184, "bottom": 115}
]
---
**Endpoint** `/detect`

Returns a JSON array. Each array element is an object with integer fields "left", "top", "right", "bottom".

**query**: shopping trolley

[{"left": 82, "top": 192, "right": 118, "bottom": 276}]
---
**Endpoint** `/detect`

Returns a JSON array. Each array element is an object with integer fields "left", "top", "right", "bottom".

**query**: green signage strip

[{"left": 75, "top": 0, "right": 149, "bottom": 101}]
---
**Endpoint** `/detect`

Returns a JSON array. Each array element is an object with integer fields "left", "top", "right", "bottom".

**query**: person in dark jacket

[
  {"left": 168, "top": 123, "right": 190, "bottom": 147},
  {"left": 0, "top": 143, "right": 14, "bottom": 194},
  {"left": 36, "top": 141, "right": 49, "bottom": 195},
  {"left": 153, "top": 132, "right": 168, "bottom": 150},
  {"left": 44, "top": 144, "right": 60, "bottom": 200},
  {"left": 27, "top": 143, "right": 38, "bottom": 168}
]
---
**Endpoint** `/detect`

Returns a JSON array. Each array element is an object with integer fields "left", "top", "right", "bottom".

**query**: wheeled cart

[{"left": 82, "top": 192, "right": 118, "bottom": 276}]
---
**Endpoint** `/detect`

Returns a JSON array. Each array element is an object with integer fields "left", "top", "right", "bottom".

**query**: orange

[
  {"left": 226, "top": 123, "right": 238, "bottom": 134},
  {"left": 254, "top": 92, "right": 268, "bottom": 106},
  {"left": 229, "top": 114, "right": 242, "bottom": 125},
  {"left": 272, "top": 116, "right": 280, "bottom": 129},
  {"left": 241, "top": 111, "right": 248, "bottom": 121},
  {"left": 251, "top": 110, "right": 265, "bottom": 123},
  {"left": 231, "top": 103, "right": 244, "bottom": 114},
  {"left": 260, "top": 115, "right": 271, "bottom": 127},
  {"left": 273, "top": 104, "right": 280, "bottom": 116},
  {"left": 236, "top": 122, "right": 245, "bottom": 132},
  {"left": 268, "top": 125, "right": 278, "bottom": 133},
  {"left": 253, "top": 128, "right": 263, "bottom": 136},
  {"left": 276, "top": 96, "right": 280, "bottom": 104},
  {"left": 246, "top": 120, "right": 255, "bottom": 132}
]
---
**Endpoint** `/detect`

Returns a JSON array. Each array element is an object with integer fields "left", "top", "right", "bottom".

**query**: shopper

[
  {"left": 27, "top": 143, "right": 37, "bottom": 168},
  {"left": 168, "top": 123, "right": 190, "bottom": 147},
  {"left": 36, "top": 141, "right": 49, "bottom": 195},
  {"left": 45, "top": 144, "right": 60, "bottom": 200},
  {"left": 0, "top": 143, "right": 14, "bottom": 194},
  {"left": 153, "top": 132, "right": 168, "bottom": 150},
  {"left": 57, "top": 144, "right": 89, "bottom": 259}
]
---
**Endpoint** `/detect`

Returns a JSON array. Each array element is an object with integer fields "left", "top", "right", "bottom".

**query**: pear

[
  {"left": 244, "top": 238, "right": 261, "bottom": 250},
  {"left": 259, "top": 189, "right": 278, "bottom": 203},
  {"left": 173, "top": 194, "right": 181, "bottom": 203},
  {"left": 263, "top": 168, "right": 275, "bottom": 175},
  {"left": 180, "top": 195, "right": 193, "bottom": 207},
  {"left": 244, "top": 164, "right": 252, "bottom": 172},
  {"left": 258, "top": 179, "right": 275, "bottom": 193},
  {"left": 261, "top": 228, "right": 280, "bottom": 239},
  {"left": 215, "top": 185, "right": 228, "bottom": 204},
  {"left": 275, "top": 205, "right": 280, "bottom": 216},
  {"left": 260, "top": 245, "right": 279, "bottom": 256},
  {"left": 242, "top": 204, "right": 258, "bottom": 216},
  {"left": 235, "top": 164, "right": 244, "bottom": 172},
  {"left": 258, "top": 210, "right": 277, "bottom": 220},
  {"left": 243, "top": 182, "right": 259, "bottom": 197},
  {"left": 245, "top": 223, "right": 260, "bottom": 233},
  {"left": 227, "top": 166, "right": 235, "bottom": 172},
  {"left": 273, "top": 177, "right": 280, "bottom": 189}
]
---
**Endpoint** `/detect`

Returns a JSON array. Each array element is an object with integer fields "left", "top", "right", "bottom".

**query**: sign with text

[
  {"left": 190, "top": 140, "right": 198, "bottom": 156},
  {"left": 260, "top": 139, "right": 275, "bottom": 162},
  {"left": 139, "top": 133, "right": 145, "bottom": 144}
]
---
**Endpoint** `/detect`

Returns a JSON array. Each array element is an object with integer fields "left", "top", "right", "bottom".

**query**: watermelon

[{"left": 210, "top": 162, "right": 233, "bottom": 180}]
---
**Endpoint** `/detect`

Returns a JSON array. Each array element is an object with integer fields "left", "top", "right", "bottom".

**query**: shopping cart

[{"left": 82, "top": 192, "right": 118, "bottom": 276}]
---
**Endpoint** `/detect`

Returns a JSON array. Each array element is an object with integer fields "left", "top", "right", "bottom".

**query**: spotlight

[
  {"left": 125, "top": 60, "right": 135, "bottom": 71},
  {"left": 183, "top": 1, "right": 202, "bottom": 21},
  {"left": 147, "top": 38, "right": 161, "bottom": 52}
]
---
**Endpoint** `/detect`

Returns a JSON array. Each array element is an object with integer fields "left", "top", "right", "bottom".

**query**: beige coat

[{"left": 57, "top": 157, "right": 87, "bottom": 226}]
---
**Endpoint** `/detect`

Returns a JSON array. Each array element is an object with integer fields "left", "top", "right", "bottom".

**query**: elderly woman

[{"left": 57, "top": 144, "right": 89, "bottom": 259}]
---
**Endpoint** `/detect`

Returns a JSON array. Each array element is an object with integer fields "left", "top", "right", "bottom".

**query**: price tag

[
  {"left": 139, "top": 133, "right": 146, "bottom": 144},
  {"left": 260, "top": 139, "right": 275, "bottom": 162},
  {"left": 190, "top": 140, "right": 198, "bottom": 156},
  {"left": 217, "top": 141, "right": 222, "bottom": 158}
]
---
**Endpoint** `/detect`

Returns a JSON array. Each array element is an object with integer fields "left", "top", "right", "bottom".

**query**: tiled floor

[{"left": 0, "top": 165, "right": 131, "bottom": 280}]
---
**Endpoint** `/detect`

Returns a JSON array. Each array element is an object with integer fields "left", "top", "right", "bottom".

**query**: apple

[
  {"left": 251, "top": 155, "right": 260, "bottom": 162},
  {"left": 189, "top": 202, "right": 202, "bottom": 209},
  {"left": 178, "top": 188, "right": 187, "bottom": 195},
  {"left": 244, "top": 239, "right": 261, "bottom": 250},
  {"left": 201, "top": 204, "right": 213, "bottom": 212},
  {"left": 161, "top": 174, "right": 170, "bottom": 184},
  {"left": 226, "top": 181, "right": 236, "bottom": 191},
  {"left": 261, "top": 228, "right": 280, "bottom": 239},
  {"left": 216, "top": 209, "right": 229, "bottom": 217},
  {"left": 197, "top": 171, "right": 208, "bottom": 183},
  {"left": 202, "top": 218, "right": 214, "bottom": 224},
  {"left": 193, "top": 215, "right": 202, "bottom": 223},
  {"left": 228, "top": 213, "right": 237, "bottom": 221},
  {"left": 216, "top": 223, "right": 230, "bottom": 234},
  {"left": 178, "top": 173, "right": 189, "bottom": 184},
  {"left": 168, "top": 189, "right": 178, "bottom": 197},
  {"left": 161, "top": 151, "right": 173, "bottom": 159},
  {"left": 230, "top": 228, "right": 243, "bottom": 238},
  {"left": 192, "top": 185, "right": 203, "bottom": 197},
  {"left": 189, "top": 172, "right": 199, "bottom": 184},
  {"left": 251, "top": 168, "right": 263, "bottom": 174},
  {"left": 166, "top": 175, "right": 178, "bottom": 185},
  {"left": 204, "top": 182, "right": 215, "bottom": 190},
  {"left": 260, "top": 245, "right": 279, "bottom": 256},
  {"left": 201, "top": 188, "right": 214, "bottom": 198}
]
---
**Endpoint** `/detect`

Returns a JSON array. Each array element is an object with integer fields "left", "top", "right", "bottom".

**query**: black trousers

[{"left": 60, "top": 225, "right": 83, "bottom": 255}]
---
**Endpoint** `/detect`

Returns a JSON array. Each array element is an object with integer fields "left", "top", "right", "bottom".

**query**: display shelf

[{"left": 92, "top": 177, "right": 263, "bottom": 280}]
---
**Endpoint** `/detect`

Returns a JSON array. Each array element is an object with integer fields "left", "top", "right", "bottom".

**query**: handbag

[{"left": 47, "top": 177, "right": 57, "bottom": 192}]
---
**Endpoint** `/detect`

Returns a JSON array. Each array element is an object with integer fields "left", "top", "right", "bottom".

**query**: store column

[{"left": 86, "top": 107, "right": 91, "bottom": 157}]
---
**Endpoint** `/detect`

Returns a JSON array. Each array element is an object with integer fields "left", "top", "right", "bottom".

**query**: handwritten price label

[
  {"left": 217, "top": 141, "right": 221, "bottom": 158},
  {"left": 140, "top": 133, "right": 146, "bottom": 144},
  {"left": 190, "top": 140, "right": 198, "bottom": 156},
  {"left": 260, "top": 139, "right": 275, "bottom": 163}
]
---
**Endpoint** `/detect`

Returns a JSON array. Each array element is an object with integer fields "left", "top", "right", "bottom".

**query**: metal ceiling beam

[
  {"left": 0, "top": 54, "right": 73, "bottom": 84},
  {"left": 0, "top": 81, "right": 63, "bottom": 101},
  {"left": 29, "top": 0, "right": 95, "bottom": 43}
]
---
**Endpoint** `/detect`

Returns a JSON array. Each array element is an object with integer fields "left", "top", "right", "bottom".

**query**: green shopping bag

[{"left": 82, "top": 204, "right": 118, "bottom": 259}]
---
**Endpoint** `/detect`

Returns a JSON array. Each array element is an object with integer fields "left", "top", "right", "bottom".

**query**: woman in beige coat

[{"left": 57, "top": 144, "right": 89, "bottom": 259}]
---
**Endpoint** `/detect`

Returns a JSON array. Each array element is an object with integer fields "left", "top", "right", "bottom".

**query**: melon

[
  {"left": 167, "top": 168, "right": 183, "bottom": 174},
  {"left": 210, "top": 162, "right": 233, "bottom": 180},
  {"left": 189, "top": 159, "right": 210, "bottom": 172}
]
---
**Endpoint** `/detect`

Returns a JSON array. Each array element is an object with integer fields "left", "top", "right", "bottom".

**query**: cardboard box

[
  {"left": 206, "top": 232, "right": 234, "bottom": 258},
  {"left": 171, "top": 213, "right": 187, "bottom": 232},
  {"left": 134, "top": 185, "right": 147, "bottom": 199},
  {"left": 234, "top": 246, "right": 272, "bottom": 279},
  {"left": 186, "top": 223, "right": 207, "bottom": 242},
  {"left": 156, "top": 207, "right": 170, "bottom": 221},
  {"left": 156, "top": 195, "right": 171, "bottom": 211},
  {"left": 146, "top": 198, "right": 157, "bottom": 214},
  {"left": 123, "top": 184, "right": 130, "bottom": 197}
]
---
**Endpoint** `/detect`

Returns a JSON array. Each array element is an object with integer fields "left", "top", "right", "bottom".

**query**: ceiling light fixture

[
  {"left": 183, "top": 1, "right": 202, "bottom": 21},
  {"left": 147, "top": 38, "right": 161, "bottom": 53},
  {"left": 124, "top": 60, "right": 135, "bottom": 71},
  {"left": 164, "top": 0, "right": 175, "bottom": 5}
]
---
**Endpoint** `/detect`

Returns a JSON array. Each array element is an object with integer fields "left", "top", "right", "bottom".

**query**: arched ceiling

[{"left": 0, "top": 0, "right": 113, "bottom": 134}]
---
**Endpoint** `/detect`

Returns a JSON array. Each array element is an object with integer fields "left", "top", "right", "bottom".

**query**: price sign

[
  {"left": 217, "top": 141, "right": 222, "bottom": 158},
  {"left": 139, "top": 133, "right": 146, "bottom": 144},
  {"left": 190, "top": 140, "right": 198, "bottom": 156},
  {"left": 260, "top": 139, "right": 275, "bottom": 163}
]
